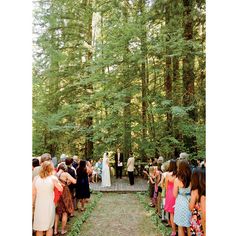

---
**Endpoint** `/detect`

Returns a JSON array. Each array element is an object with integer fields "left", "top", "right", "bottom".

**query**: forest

[{"left": 33, "top": 0, "right": 205, "bottom": 161}]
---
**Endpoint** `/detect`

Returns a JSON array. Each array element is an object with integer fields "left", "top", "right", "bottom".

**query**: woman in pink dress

[{"left": 164, "top": 159, "right": 177, "bottom": 236}]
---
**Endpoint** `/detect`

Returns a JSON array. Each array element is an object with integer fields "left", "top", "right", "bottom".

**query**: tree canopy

[{"left": 33, "top": 0, "right": 205, "bottom": 161}]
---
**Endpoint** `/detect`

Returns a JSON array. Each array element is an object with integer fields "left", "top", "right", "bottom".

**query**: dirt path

[{"left": 79, "top": 193, "right": 161, "bottom": 236}]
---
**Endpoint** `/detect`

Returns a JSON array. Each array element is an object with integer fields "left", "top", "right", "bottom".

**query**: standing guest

[
  {"left": 127, "top": 152, "right": 135, "bottom": 185},
  {"left": 32, "top": 161, "right": 63, "bottom": 236},
  {"left": 197, "top": 158, "right": 203, "bottom": 168},
  {"left": 178, "top": 152, "right": 189, "bottom": 161},
  {"left": 60, "top": 154, "right": 67, "bottom": 163},
  {"left": 65, "top": 157, "right": 77, "bottom": 213},
  {"left": 156, "top": 163, "right": 163, "bottom": 217},
  {"left": 157, "top": 156, "right": 164, "bottom": 165},
  {"left": 86, "top": 159, "right": 93, "bottom": 182},
  {"left": 189, "top": 168, "right": 204, "bottom": 236},
  {"left": 159, "top": 166, "right": 169, "bottom": 224},
  {"left": 92, "top": 159, "right": 99, "bottom": 183},
  {"left": 97, "top": 158, "right": 103, "bottom": 179},
  {"left": 164, "top": 160, "right": 177, "bottom": 236},
  {"left": 32, "top": 158, "right": 40, "bottom": 171},
  {"left": 54, "top": 163, "right": 76, "bottom": 235},
  {"left": 75, "top": 160, "right": 91, "bottom": 212},
  {"left": 115, "top": 148, "right": 124, "bottom": 179},
  {"left": 199, "top": 168, "right": 206, "bottom": 234},
  {"left": 148, "top": 158, "right": 154, "bottom": 167},
  {"left": 72, "top": 156, "right": 79, "bottom": 169},
  {"left": 173, "top": 160, "right": 192, "bottom": 236},
  {"left": 143, "top": 166, "right": 158, "bottom": 207},
  {"left": 93, "top": 158, "right": 102, "bottom": 182},
  {"left": 32, "top": 153, "right": 53, "bottom": 181}
]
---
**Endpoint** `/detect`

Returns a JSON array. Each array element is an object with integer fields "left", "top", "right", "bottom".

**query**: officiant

[{"left": 115, "top": 148, "right": 124, "bottom": 179}]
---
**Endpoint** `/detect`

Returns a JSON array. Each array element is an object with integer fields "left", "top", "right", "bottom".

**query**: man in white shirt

[{"left": 127, "top": 152, "right": 135, "bottom": 185}]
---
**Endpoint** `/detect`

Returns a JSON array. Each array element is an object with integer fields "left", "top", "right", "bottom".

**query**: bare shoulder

[
  {"left": 51, "top": 175, "right": 58, "bottom": 181},
  {"left": 174, "top": 177, "right": 180, "bottom": 185}
]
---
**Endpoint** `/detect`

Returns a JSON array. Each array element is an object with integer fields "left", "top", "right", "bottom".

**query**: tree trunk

[
  {"left": 182, "top": 0, "right": 197, "bottom": 154},
  {"left": 165, "top": 3, "right": 172, "bottom": 135},
  {"left": 139, "top": 0, "right": 148, "bottom": 159},
  {"left": 84, "top": 0, "right": 94, "bottom": 159},
  {"left": 122, "top": 1, "right": 131, "bottom": 162}
]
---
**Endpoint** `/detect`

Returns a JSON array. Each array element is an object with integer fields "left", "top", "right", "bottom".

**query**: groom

[{"left": 115, "top": 148, "right": 123, "bottom": 179}]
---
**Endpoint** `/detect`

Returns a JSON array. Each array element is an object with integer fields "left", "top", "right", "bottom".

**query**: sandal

[{"left": 61, "top": 230, "right": 67, "bottom": 235}]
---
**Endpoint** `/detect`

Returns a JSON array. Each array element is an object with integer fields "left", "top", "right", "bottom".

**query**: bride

[{"left": 101, "top": 152, "right": 111, "bottom": 187}]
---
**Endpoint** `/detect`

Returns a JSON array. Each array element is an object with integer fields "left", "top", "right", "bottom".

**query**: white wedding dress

[{"left": 101, "top": 153, "right": 111, "bottom": 187}]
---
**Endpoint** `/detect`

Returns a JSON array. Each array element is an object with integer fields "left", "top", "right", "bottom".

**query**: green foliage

[
  {"left": 67, "top": 192, "right": 103, "bottom": 236},
  {"left": 33, "top": 0, "right": 205, "bottom": 159},
  {"left": 136, "top": 192, "right": 171, "bottom": 236}
]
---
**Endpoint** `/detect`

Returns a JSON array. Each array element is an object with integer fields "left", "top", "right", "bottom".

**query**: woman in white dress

[
  {"left": 101, "top": 152, "right": 111, "bottom": 187},
  {"left": 32, "top": 161, "right": 63, "bottom": 236}
]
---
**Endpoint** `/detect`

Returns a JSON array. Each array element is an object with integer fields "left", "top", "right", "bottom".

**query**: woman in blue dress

[{"left": 173, "top": 160, "right": 192, "bottom": 236}]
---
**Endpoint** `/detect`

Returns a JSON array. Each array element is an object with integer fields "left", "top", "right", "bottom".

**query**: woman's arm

[
  {"left": 66, "top": 172, "right": 76, "bottom": 184},
  {"left": 32, "top": 178, "right": 37, "bottom": 208},
  {"left": 165, "top": 174, "right": 169, "bottom": 191},
  {"left": 189, "top": 190, "right": 198, "bottom": 211},
  {"left": 52, "top": 176, "right": 63, "bottom": 192},
  {"left": 173, "top": 178, "right": 179, "bottom": 198},
  {"left": 149, "top": 175, "right": 155, "bottom": 184},
  {"left": 127, "top": 158, "right": 130, "bottom": 167},
  {"left": 200, "top": 196, "right": 206, "bottom": 233}
]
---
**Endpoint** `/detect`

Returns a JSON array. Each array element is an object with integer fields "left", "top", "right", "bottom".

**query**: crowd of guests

[
  {"left": 32, "top": 153, "right": 94, "bottom": 236},
  {"left": 146, "top": 153, "right": 206, "bottom": 236},
  {"left": 32, "top": 152, "right": 206, "bottom": 236}
]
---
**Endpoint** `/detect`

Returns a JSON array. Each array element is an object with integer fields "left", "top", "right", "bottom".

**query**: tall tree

[{"left": 182, "top": 0, "right": 197, "bottom": 154}]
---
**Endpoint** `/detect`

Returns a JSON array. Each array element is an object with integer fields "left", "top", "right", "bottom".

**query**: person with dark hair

[
  {"left": 173, "top": 160, "right": 192, "bottom": 236},
  {"left": 65, "top": 157, "right": 77, "bottom": 214},
  {"left": 115, "top": 148, "right": 124, "bottom": 179},
  {"left": 189, "top": 168, "right": 204, "bottom": 236},
  {"left": 156, "top": 163, "right": 163, "bottom": 218},
  {"left": 148, "top": 158, "right": 155, "bottom": 167},
  {"left": 32, "top": 153, "right": 53, "bottom": 181},
  {"left": 75, "top": 160, "right": 90, "bottom": 212},
  {"left": 72, "top": 156, "right": 79, "bottom": 169},
  {"left": 199, "top": 168, "right": 206, "bottom": 234},
  {"left": 32, "top": 158, "right": 40, "bottom": 169},
  {"left": 164, "top": 160, "right": 177, "bottom": 236}
]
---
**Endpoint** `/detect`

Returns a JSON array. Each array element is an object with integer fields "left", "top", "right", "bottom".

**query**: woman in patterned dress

[
  {"left": 189, "top": 168, "right": 204, "bottom": 236},
  {"left": 199, "top": 169, "right": 206, "bottom": 234},
  {"left": 173, "top": 160, "right": 192, "bottom": 236},
  {"left": 54, "top": 163, "right": 76, "bottom": 235}
]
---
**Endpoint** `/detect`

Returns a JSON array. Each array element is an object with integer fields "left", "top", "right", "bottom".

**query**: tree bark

[
  {"left": 182, "top": 0, "right": 197, "bottom": 154},
  {"left": 165, "top": 3, "right": 172, "bottom": 135}
]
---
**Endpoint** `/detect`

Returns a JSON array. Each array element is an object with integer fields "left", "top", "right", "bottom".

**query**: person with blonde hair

[
  {"left": 32, "top": 153, "right": 53, "bottom": 181},
  {"left": 32, "top": 161, "right": 63, "bottom": 236}
]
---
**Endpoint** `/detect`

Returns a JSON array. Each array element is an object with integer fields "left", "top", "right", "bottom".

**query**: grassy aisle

[{"left": 78, "top": 193, "right": 161, "bottom": 236}]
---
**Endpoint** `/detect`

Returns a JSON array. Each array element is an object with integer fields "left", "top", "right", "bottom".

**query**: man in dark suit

[{"left": 114, "top": 148, "right": 123, "bottom": 179}]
